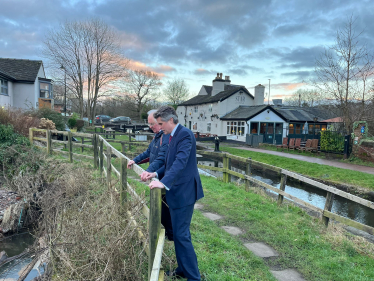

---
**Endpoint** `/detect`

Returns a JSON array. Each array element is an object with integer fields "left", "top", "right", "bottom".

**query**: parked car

[
  {"left": 109, "top": 116, "right": 132, "bottom": 124},
  {"left": 95, "top": 115, "right": 111, "bottom": 124}
]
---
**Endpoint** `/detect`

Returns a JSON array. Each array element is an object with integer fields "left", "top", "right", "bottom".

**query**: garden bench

[{"left": 103, "top": 128, "right": 115, "bottom": 139}]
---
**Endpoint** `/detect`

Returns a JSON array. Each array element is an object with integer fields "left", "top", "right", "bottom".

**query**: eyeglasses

[{"left": 148, "top": 123, "right": 156, "bottom": 127}]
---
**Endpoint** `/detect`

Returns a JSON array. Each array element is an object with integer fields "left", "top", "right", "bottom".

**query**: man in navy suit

[{"left": 148, "top": 106, "right": 204, "bottom": 281}]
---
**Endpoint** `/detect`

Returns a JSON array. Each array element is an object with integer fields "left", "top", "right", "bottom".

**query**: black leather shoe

[{"left": 165, "top": 270, "right": 186, "bottom": 279}]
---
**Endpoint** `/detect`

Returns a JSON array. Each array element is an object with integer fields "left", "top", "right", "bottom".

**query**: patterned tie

[{"left": 169, "top": 135, "right": 172, "bottom": 144}]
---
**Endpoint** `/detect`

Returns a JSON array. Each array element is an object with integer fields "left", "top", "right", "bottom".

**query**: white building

[
  {"left": 0, "top": 58, "right": 53, "bottom": 110},
  {"left": 177, "top": 73, "right": 265, "bottom": 141},
  {"left": 177, "top": 73, "right": 336, "bottom": 144}
]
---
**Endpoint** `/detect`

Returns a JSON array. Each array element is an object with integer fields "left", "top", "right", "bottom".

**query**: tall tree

[
  {"left": 42, "top": 19, "right": 127, "bottom": 120},
  {"left": 125, "top": 70, "right": 161, "bottom": 120},
  {"left": 164, "top": 78, "right": 190, "bottom": 106},
  {"left": 284, "top": 89, "right": 323, "bottom": 107},
  {"left": 313, "top": 16, "right": 374, "bottom": 131}
]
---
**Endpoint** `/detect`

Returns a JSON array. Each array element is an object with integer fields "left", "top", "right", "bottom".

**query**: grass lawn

[
  {"left": 220, "top": 146, "right": 374, "bottom": 191},
  {"left": 125, "top": 172, "right": 374, "bottom": 280}
]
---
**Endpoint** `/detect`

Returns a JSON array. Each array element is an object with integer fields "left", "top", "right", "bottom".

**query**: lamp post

[
  {"left": 60, "top": 65, "right": 67, "bottom": 116},
  {"left": 268, "top": 79, "right": 271, "bottom": 105}
]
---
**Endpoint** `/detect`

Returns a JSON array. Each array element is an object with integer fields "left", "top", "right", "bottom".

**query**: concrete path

[
  {"left": 222, "top": 144, "right": 374, "bottom": 175},
  {"left": 196, "top": 203, "right": 306, "bottom": 281}
]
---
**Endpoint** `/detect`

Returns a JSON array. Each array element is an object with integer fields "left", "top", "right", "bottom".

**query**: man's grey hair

[
  {"left": 154, "top": 106, "right": 178, "bottom": 124},
  {"left": 147, "top": 109, "right": 157, "bottom": 116}
]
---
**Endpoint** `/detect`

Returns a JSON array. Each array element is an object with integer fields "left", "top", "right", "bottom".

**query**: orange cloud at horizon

[
  {"left": 127, "top": 60, "right": 176, "bottom": 78},
  {"left": 272, "top": 82, "right": 305, "bottom": 91}
]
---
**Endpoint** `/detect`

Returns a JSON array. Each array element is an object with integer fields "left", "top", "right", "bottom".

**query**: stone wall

[{"left": 356, "top": 140, "right": 374, "bottom": 163}]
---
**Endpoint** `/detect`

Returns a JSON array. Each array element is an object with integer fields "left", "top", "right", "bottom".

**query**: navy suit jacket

[{"left": 156, "top": 124, "right": 204, "bottom": 210}]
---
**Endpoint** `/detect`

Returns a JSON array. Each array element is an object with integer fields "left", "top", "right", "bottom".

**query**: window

[
  {"left": 40, "top": 82, "right": 52, "bottom": 99},
  {"left": 289, "top": 124, "right": 294, "bottom": 134},
  {"left": 194, "top": 106, "right": 198, "bottom": 113},
  {"left": 1, "top": 79, "right": 8, "bottom": 95},
  {"left": 295, "top": 124, "right": 301, "bottom": 134},
  {"left": 207, "top": 122, "right": 211, "bottom": 132},
  {"left": 227, "top": 121, "right": 245, "bottom": 136},
  {"left": 208, "top": 104, "right": 213, "bottom": 112},
  {"left": 275, "top": 123, "right": 283, "bottom": 134},
  {"left": 250, "top": 122, "right": 259, "bottom": 134},
  {"left": 267, "top": 123, "right": 274, "bottom": 134},
  {"left": 260, "top": 122, "right": 267, "bottom": 134},
  {"left": 193, "top": 122, "right": 197, "bottom": 130}
]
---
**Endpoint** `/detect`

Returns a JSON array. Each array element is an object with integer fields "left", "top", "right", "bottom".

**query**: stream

[{"left": 197, "top": 155, "right": 374, "bottom": 228}]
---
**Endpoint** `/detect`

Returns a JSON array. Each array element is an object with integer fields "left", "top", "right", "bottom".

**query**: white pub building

[{"left": 177, "top": 73, "right": 333, "bottom": 144}]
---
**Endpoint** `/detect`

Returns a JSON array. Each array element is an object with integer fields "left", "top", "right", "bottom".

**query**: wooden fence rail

[
  {"left": 197, "top": 150, "right": 374, "bottom": 235},
  {"left": 29, "top": 128, "right": 165, "bottom": 281}
]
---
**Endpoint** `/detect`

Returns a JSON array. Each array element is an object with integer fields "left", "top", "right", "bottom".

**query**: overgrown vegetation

[
  {"left": 31, "top": 108, "right": 65, "bottom": 131},
  {"left": 3, "top": 146, "right": 149, "bottom": 280},
  {"left": 320, "top": 130, "right": 344, "bottom": 152}
]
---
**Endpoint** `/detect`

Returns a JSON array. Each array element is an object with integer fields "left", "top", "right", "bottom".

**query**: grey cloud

[{"left": 281, "top": 70, "right": 313, "bottom": 81}]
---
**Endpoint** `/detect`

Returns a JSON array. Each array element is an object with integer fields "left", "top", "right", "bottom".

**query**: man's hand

[
  {"left": 127, "top": 160, "right": 135, "bottom": 169},
  {"left": 149, "top": 180, "right": 164, "bottom": 190},
  {"left": 140, "top": 172, "right": 156, "bottom": 181}
]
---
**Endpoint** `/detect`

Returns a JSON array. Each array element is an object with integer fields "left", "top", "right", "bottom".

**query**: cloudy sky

[{"left": 1, "top": 0, "right": 374, "bottom": 100}]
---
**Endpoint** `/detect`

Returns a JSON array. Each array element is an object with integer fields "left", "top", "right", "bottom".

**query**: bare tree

[
  {"left": 42, "top": 19, "right": 128, "bottom": 120},
  {"left": 164, "top": 78, "right": 190, "bottom": 106},
  {"left": 313, "top": 16, "right": 374, "bottom": 131},
  {"left": 284, "top": 89, "right": 323, "bottom": 107},
  {"left": 124, "top": 70, "right": 161, "bottom": 120}
]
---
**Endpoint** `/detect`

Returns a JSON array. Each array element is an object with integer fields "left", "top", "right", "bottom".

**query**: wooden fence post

[
  {"left": 245, "top": 158, "right": 251, "bottom": 192},
  {"left": 222, "top": 154, "right": 228, "bottom": 182},
  {"left": 81, "top": 137, "right": 84, "bottom": 153},
  {"left": 148, "top": 188, "right": 161, "bottom": 280},
  {"left": 277, "top": 174, "right": 288, "bottom": 205},
  {"left": 120, "top": 157, "right": 128, "bottom": 210},
  {"left": 46, "top": 130, "right": 52, "bottom": 155},
  {"left": 106, "top": 146, "right": 112, "bottom": 189},
  {"left": 322, "top": 192, "right": 335, "bottom": 227},
  {"left": 99, "top": 138, "right": 104, "bottom": 176},
  {"left": 29, "top": 128, "right": 33, "bottom": 145},
  {"left": 128, "top": 130, "right": 132, "bottom": 151},
  {"left": 227, "top": 156, "right": 232, "bottom": 183},
  {"left": 121, "top": 143, "right": 125, "bottom": 154},
  {"left": 93, "top": 135, "right": 98, "bottom": 169},
  {"left": 68, "top": 131, "right": 73, "bottom": 163}
]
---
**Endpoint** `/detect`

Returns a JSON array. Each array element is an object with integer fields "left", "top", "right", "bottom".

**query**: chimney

[
  {"left": 254, "top": 84, "right": 265, "bottom": 105},
  {"left": 212, "top": 73, "right": 231, "bottom": 96}
]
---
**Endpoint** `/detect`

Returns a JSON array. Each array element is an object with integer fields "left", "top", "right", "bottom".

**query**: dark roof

[
  {"left": 221, "top": 105, "right": 337, "bottom": 122},
  {"left": 0, "top": 58, "right": 43, "bottom": 82},
  {"left": 203, "top": 85, "right": 212, "bottom": 95},
  {"left": 180, "top": 85, "right": 254, "bottom": 106}
]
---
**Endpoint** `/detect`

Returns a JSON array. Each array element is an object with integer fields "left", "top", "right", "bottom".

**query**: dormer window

[
  {"left": 194, "top": 106, "right": 198, "bottom": 113},
  {"left": 1, "top": 79, "right": 8, "bottom": 95},
  {"left": 209, "top": 104, "right": 213, "bottom": 112}
]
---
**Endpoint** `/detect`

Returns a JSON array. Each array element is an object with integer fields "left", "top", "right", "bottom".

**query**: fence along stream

[
  {"left": 29, "top": 128, "right": 165, "bottom": 281},
  {"left": 197, "top": 150, "right": 374, "bottom": 235}
]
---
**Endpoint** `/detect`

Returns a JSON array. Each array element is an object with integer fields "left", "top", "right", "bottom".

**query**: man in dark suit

[
  {"left": 127, "top": 110, "right": 173, "bottom": 241},
  {"left": 148, "top": 106, "right": 204, "bottom": 281}
]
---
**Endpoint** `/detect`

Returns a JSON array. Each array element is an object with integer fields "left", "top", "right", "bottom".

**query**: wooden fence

[
  {"left": 197, "top": 150, "right": 374, "bottom": 235},
  {"left": 29, "top": 128, "right": 165, "bottom": 281}
]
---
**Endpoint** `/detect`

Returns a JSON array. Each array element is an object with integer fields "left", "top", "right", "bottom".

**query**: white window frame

[
  {"left": 227, "top": 121, "right": 246, "bottom": 136},
  {"left": 194, "top": 106, "right": 198, "bottom": 113},
  {"left": 1, "top": 79, "right": 8, "bottom": 96},
  {"left": 207, "top": 122, "right": 211, "bottom": 132}
]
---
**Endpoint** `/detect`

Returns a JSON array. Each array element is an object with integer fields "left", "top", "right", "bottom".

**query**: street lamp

[{"left": 60, "top": 65, "right": 67, "bottom": 116}]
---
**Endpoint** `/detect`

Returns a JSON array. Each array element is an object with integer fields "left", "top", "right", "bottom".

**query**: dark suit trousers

[
  {"left": 161, "top": 195, "right": 173, "bottom": 240},
  {"left": 170, "top": 203, "right": 200, "bottom": 281}
]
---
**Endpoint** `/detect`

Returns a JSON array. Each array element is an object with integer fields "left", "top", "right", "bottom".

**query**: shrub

[
  {"left": 32, "top": 108, "right": 65, "bottom": 131},
  {"left": 68, "top": 116, "right": 77, "bottom": 128},
  {"left": 0, "top": 107, "right": 40, "bottom": 136},
  {"left": 320, "top": 130, "right": 344, "bottom": 152},
  {"left": 0, "top": 124, "right": 31, "bottom": 167}
]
